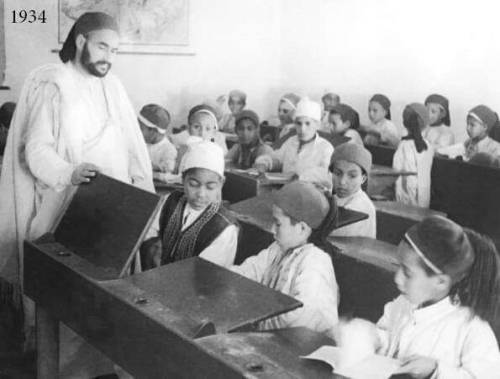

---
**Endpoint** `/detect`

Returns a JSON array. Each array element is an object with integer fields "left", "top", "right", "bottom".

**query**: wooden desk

[
  {"left": 197, "top": 327, "right": 342, "bottom": 378},
  {"left": 125, "top": 258, "right": 301, "bottom": 333},
  {"left": 329, "top": 236, "right": 399, "bottom": 321},
  {"left": 222, "top": 170, "right": 291, "bottom": 203},
  {"left": 374, "top": 201, "right": 446, "bottom": 244},
  {"left": 365, "top": 144, "right": 396, "bottom": 166},
  {"left": 367, "top": 164, "right": 416, "bottom": 197}
]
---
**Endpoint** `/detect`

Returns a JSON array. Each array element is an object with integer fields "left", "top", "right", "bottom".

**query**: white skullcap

[
  {"left": 179, "top": 140, "right": 225, "bottom": 177},
  {"left": 294, "top": 97, "right": 322, "bottom": 122}
]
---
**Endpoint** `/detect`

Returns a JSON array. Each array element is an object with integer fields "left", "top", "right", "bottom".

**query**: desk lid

[{"left": 53, "top": 174, "right": 163, "bottom": 278}]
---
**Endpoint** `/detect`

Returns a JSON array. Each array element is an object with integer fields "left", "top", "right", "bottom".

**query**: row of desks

[
  {"left": 27, "top": 174, "right": 403, "bottom": 378},
  {"left": 366, "top": 143, "right": 500, "bottom": 246}
]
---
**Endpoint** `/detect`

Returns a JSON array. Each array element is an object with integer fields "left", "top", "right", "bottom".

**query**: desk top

[
  {"left": 124, "top": 257, "right": 302, "bottom": 333},
  {"left": 230, "top": 193, "right": 368, "bottom": 233},
  {"left": 374, "top": 200, "right": 446, "bottom": 221},
  {"left": 371, "top": 164, "right": 416, "bottom": 177},
  {"left": 329, "top": 236, "right": 399, "bottom": 272},
  {"left": 197, "top": 327, "right": 343, "bottom": 378},
  {"left": 54, "top": 174, "right": 163, "bottom": 278}
]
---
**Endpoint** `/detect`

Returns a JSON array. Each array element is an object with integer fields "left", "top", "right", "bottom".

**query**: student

[
  {"left": 423, "top": 94, "right": 454, "bottom": 149},
  {"left": 364, "top": 94, "right": 400, "bottom": 147},
  {"left": 171, "top": 104, "right": 228, "bottom": 154},
  {"left": 254, "top": 98, "right": 334, "bottom": 190},
  {"left": 225, "top": 110, "right": 272, "bottom": 169},
  {"left": 0, "top": 102, "right": 15, "bottom": 158},
  {"left": 173, "top": 104, "right": 228, "bottom": 172},
  {"left": 232, "top": 181, "right": 339, "bottom": 333},
  {"left": 329, "top": 103, "right": 364, "bottom": 145},
  {"left": 393, "top": 103, "right": 434, "bottom": 208},
  {"left": 321, "top": 92, "right": 341, "bottom": 132},
  {"left": 438, "top": 105, "right": 500, "bottom": 162},
  {"left": 329, "top": 142, "right": 376, "bottom": 238},
  {"left": 375, "top": 217, "right": 500, "bottom": 378},
  {"left": 277, "top": 92, "right": 301, "bottom": 140},
  {"left": 218, "top": 90, "right": 247, "bottom": 133},
  {"left": 141, "top": 140, "right": 238, "bottom": 269},
  {"left": 138, "top": 104, "right": 177, "bottom": 176}
]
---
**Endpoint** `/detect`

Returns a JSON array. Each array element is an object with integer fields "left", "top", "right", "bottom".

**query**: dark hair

[
  {"left": 309, "top": 192, "right": 338, "bottom": 256},
  {"left": 451, "top": 229, "right": 500, "bottom": 324},
  {"left": 330, "top": 104, "right": 360, "bottom": 130},
  {"left": 402, "top": 107, "right": 428, "bottom": 153},
  {"left": 414, "top": 219, "right": 500, "bottom": 324}
]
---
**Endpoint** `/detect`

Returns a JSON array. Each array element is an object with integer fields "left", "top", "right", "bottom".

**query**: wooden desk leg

[{"left": 36, "top": 305, "right": 59, "bottom": 379}]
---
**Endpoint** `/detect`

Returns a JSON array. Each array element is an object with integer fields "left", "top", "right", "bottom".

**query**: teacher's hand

[{"left": 71, "top": 163, "right": 99, "bottom": 185}]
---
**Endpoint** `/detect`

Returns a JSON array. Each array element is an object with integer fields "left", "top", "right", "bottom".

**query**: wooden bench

[{"left": 374, "top": 201, "right": 447, "bottom": 245}]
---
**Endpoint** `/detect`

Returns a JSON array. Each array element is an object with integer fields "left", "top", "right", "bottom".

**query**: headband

[
  {"left": 138, "top": 114, "right": 166, "bottom": 134},
  {"left": 404, "top": 232, "right": 443, "bottom": 274},
  {"left": 192, "top": 109, "right": 219, "bottom": 130}
]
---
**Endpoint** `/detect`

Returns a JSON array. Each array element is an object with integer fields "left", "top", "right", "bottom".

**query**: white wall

[
  {"left": 0, "top": 0, "right": 283, "bottom": 126},
  {"left": 279, "top": 0, "right": 500, "bottom": 141},
  {"left": 2, "top": 0, "right": 500, "bottom": 140}
]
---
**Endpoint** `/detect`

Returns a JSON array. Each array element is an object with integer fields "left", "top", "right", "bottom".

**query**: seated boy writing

[
  {"left": 225, "top": 110, "right": 272, "bottom": 169},
  {"left": 232, "top": 181, "right": 339, "bottom": 334},
  {"left": 254, "top": 98, "right": 334, "bottom": 190},
  {"left": 141, "top": 140, "right": 238, "bottom": 269},
  {"left": 138, "top": 104, "right": 177, "bottom": 177}
]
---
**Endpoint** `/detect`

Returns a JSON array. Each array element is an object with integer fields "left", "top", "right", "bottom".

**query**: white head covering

[
  {"left": 295, "top": 98, "right": 322, "bottom": 122},
  {"left": 179, "top": 140, "right": 225, "bottom": 177}
]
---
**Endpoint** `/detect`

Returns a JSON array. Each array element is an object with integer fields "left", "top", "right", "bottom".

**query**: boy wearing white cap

[
  {"left": 232, "top": 181, "right": 339, "bottom": 334},
  {"left": 255, "top": 98, "right": 334, "bottom": 190},
  {"left": 138, "top": 104, "right": 177, "bottom": 176},
  {"left": 142, "top": 140, "right": 238, "bottom": 269}
]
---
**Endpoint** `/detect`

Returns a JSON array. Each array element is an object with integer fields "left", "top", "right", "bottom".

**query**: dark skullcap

[{"left": 59, "top": 12, "right": 119, "bottom": 63}]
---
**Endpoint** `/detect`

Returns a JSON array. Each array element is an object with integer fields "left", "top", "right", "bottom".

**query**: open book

[{"left": 302, "top": 346, "right": 400, "bottom": 379}]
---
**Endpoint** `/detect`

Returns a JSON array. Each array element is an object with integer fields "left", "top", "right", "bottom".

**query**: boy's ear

[
  {"left": 345, "top": 120, "right": 352, "bottom": 128},
  {"left": 434, "top": 274, "right": 452, "bottom": 291},
  {"left": 75, "top": 33, "right": 86, "bottom": 51}
]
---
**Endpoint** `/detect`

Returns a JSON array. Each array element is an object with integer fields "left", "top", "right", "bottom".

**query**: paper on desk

[
  {"left": 153, "top": 172, "right": 183, "bottom": 184},
  {"left": 301, "top": 346, "right": 400, "bottom": 379},
  {"left": 264, "top": 172, "right": 294, "bottom": 182}
]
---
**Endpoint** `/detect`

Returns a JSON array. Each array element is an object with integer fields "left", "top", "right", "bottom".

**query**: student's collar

[
  {"left": 240, "top": 138, "right": 260, "bottom": 150},
  {"left": 412, "top": 296, "right": 455, "bottom": 323},
  {"left": 298, "top": 133, "right": 318, "bottom": 148},
  {"left": 476, "top": 135, "right": 492, "bottom": 148},
  {"left": 334, "top": 188, "right": 362, "bottom": 206},
  {"left": 283, "top": 242, "right": 313, "bottom": 256},
  {"left": 185, "top": 202, "right": 209, "bottom": 217}
]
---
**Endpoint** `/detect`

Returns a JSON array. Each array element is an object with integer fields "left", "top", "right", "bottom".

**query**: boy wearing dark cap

[
  {"left": 232, "top": 181, "right": 339, "bottom": 334},
  {"left": 225, "top": 110, "right": 272, "bottom": 169}
]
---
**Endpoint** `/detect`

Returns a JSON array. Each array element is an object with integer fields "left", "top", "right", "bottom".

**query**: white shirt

[
  {"left": 364, "top": 119, "right": 401, "bottom": 147},
  {"left": 423, "top": 124, "right": 454, "bottom": 150},
  {"left": 255, "top": 134, "right": 333, "bottom": 190},
  {"left": 232, "top": 242, "right": 338, "bottom": 333},
  {"left": 147, "top": 137, "right": 177, "bottom": 173},
  {"left": 438, "top": 136, "right": 500, "bottom": 162},
  {"left": 393, "top": 139, "right": 434, "bottom": 208},
  {"left": 344, "top": 129, "right": 364, "bottom": 145},
  {"left": 181, "top": 202, "right": 238, "bottom": 268},
  {"left": 330, "top": 189, "right": 376, "bottom": 238},
  {"left": 377, "top": 295, "right": 500, "bottom": 379}
]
